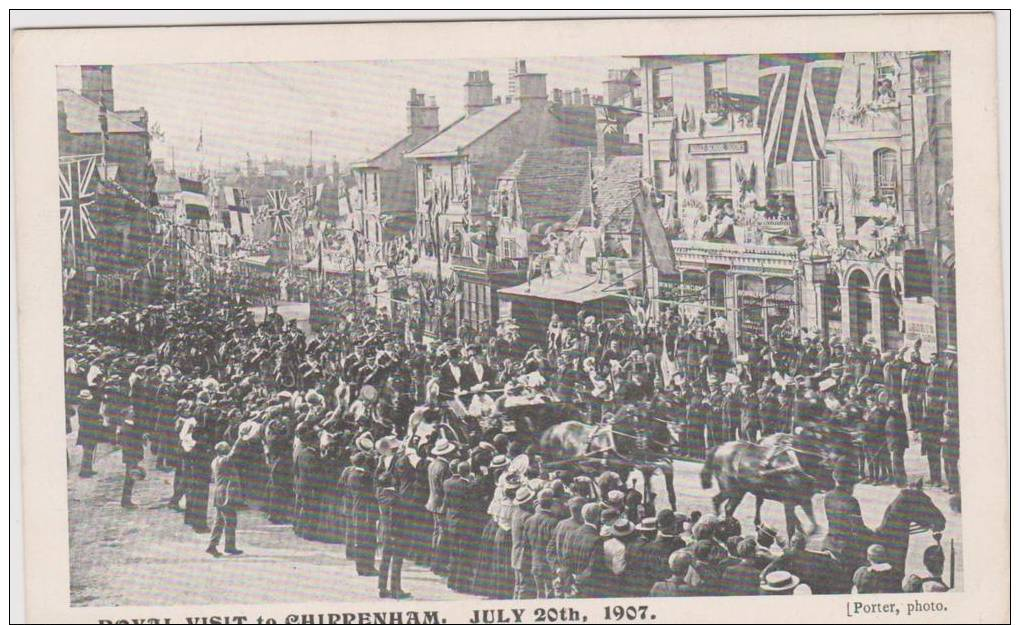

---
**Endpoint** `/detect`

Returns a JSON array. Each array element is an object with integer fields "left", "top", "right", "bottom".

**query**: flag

[
  {"left": 668, "top": 115, "right": 679, "bottom": 176},
  {"left": 59, "top": 154, "right": 100, "bottom": 250},
  {"left": 224, "top": 186, "right": 253, "bottom": 236},
  {"left": 760, "top": 55, "right": 845, "bottom": 167},
  {"left": 266, "top": 189, "right": 292, "bottom": 234},
  {"left": 178, "top": 177, "right": 210, "bottom": 221}
]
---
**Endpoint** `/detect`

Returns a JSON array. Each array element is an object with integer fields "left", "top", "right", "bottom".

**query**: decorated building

[
  {"left": 637, "top": 51, "right": 955, "bottom": 357},
  {"left": 350, "top": 88, "right": 440, "bottom": 261},
  {"left": 58, "top": 65, "right": 161, "bottom": 319}
]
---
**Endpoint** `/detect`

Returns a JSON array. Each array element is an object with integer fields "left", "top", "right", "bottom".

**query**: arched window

[{"left": 873, "top": 148, "right": 898, "bottom": 206}]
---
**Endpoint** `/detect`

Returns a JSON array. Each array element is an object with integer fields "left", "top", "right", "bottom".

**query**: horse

[
  {"left": 534, "top": 402, "right": 678, "bottom": 510},
  {"left": 700, "top": 432, "right": 839, "bottom": 537},
  {"left": 871, "top": 479, "right": 946, "bottom": 576}
]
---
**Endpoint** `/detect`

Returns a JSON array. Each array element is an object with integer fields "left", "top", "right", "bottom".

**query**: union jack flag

[
  {"left": 59, "top": 154, "right": 100, "bottom": 251},
  {"left": 266, "top": 189, "right": 292, "bottom": 234},
  {"left": 760, "top": 54, "right": 844, "bottom": 168}
]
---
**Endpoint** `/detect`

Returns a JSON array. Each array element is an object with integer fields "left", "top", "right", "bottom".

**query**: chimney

[
  {"left": 516, "top": 71, "right": 548, "bottom": 110},
  {"left": 464, "top": 70, "right": 494, "bottom": 115},
  {"left": 552, "top": 88, "right": 563, "bottom": 105},
  {"left": 407, "top": 88, "right": 440, "bottom": 136},
  {"left": 81, "top": 65, "right": 115, "bottom": 111}
]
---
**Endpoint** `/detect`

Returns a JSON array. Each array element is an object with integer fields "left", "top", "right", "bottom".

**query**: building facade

[
  {"left": 638, "top": 51, "right": 954, "bottom": 357},
  {"left": 58, "top": 65, "right": 161, "bottom": 318},
  {"left": 350, "top": 88, "right": 440, "bottom": 261}
]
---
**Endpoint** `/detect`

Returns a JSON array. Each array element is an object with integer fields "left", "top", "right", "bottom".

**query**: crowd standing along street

[{"left": 58, "top": 52, "right": 960, "bottom": 604}]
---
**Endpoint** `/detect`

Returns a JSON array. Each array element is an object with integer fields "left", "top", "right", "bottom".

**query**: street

[{"left": 67, "top": 424, "right": 962, "bottom": 607}]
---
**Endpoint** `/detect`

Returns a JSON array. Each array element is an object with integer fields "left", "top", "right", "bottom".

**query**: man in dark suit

[
  {"left": 462, "top": 345, "right": 496, "bottom": 391},
  {"left": 206, "top": 434, "right": 244, "bottom": 557},
  {"left": 717, "top": 538, "right": 764, "bottom": 596},
  {"left": 442, "top": 461, "right": 478, "bottom": 593},
  {"left": 524, "top": 489, "right": 561, "bottom": 598},
  {"left": 630, "top": 509, "right": 686, "bottom": 595},
  {"left": 822, "top": 460, "right": 872, "bottom": 590},
  {"left": 565, "top": 503, "right": 604, "bottom": 598},
  {"left": 437, "top": 348, "right": 466, "bottom": 400}
]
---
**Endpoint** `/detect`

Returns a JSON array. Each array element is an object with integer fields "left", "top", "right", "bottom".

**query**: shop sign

[{"left": 689, "top": 140, "right": 748, "bottom": 155}]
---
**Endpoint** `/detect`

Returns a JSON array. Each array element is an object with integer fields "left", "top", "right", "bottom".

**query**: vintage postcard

[{"left": 12, "top": 12, "right": 1007, "bottom": 624}]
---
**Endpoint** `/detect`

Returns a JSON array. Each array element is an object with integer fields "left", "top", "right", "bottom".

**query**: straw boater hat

[
  {"left": 514, "top": 487, "right": 536, "bottom": 506},
  {"left": 431, "top": 439, "right": 457, "bottom": 457},
  {"left": 489, "top": 454, "right": 510, "bottom": 470},
  {"left": 760, "top": 571, "right": 800, "bottom": 594},
  {"left": 354, "top": 432, "right": 375, "bottom": 453}
]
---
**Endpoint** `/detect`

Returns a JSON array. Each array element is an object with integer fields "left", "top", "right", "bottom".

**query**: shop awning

[{"left": 499, "top": 273, "right": 628, "bottom": 304}]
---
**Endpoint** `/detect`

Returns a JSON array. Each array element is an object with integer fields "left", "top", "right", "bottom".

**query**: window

[
  {"left": 819, "top": 151, "right": 840, "bottom": 220},
  {"left": 706, "top": 158, "right": 732, "bottom": 199},
  {"left": 500, "top": 238, "right": 517, "bottom": 260},
  {"left": 709, "top": 271, "right": 727, "bottom": 320},
  {"left": 874, "top": 64, "right": 897, "bottom": 105},
  {"left": 873, "top": 148, "right": 898, "bottom": 205},
  {"left": 652, "top": 68, "right": 673, "bottom": 117},
  {"left": 705, "top": 61, "right": 728, "bottom": 114}
]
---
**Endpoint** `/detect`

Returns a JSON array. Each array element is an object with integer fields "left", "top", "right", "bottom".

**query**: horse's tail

[{"left": 701, "top": 445, "right": 719, "bottom": 489}]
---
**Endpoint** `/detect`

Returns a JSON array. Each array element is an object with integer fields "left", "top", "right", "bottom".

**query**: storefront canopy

[{"left": 499, "top": 273, "right": 627, "bottom": 304}]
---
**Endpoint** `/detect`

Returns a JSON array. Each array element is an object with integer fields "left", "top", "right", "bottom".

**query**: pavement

[{"left": 68, "top": 436, "right": 461, "bottom": 607}]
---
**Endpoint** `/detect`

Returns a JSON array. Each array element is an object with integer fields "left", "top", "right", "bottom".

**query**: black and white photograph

[{"left": 12, "top": 11, "right": 1008, "bottom": 624}]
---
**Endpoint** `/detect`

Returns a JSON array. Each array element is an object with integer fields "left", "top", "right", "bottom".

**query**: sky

[{"left": 56, "top": 55, "right": 634, "bottom": 174}]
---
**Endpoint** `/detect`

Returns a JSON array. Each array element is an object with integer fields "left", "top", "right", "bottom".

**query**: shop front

[{"left": 665, "top": 240, "right": 802, "bottom": 352}]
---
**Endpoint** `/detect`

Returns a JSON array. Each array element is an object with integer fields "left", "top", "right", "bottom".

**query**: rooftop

[
  {"left": 594, "top": 155, "right": 643, "bottom": 233},
  {"left": 405, "top": 103, "right": 520, "bottom": 159},
  {"left": 501, "top": 147, "right": 592, "bottom": 228},
  {"left": 57, "top": 89, "right": 147, "bottom": 135}
]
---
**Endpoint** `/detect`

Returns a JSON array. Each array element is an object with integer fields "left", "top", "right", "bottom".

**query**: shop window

[
  {"left": 709, "top": 271, "right": 727, "bottom": 319},
  {"left": 737, "top": 274, "right": 765, "bottom": 340},
  {"left": 652, "top": 68, "right": 674, "bottom": 118},
  {"left": 766, "top": 277, "right": 796, "bottom": 336}
]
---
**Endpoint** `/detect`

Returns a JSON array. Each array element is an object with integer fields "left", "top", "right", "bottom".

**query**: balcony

[{"left": 449, "top": 254, "right": 528, "bottom": 275}]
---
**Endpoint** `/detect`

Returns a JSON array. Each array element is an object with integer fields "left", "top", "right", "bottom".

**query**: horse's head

[{"left": 887, "top": 479, "right": 947, "bottom": 535}]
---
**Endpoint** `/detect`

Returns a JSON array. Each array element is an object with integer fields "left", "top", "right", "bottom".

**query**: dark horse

[
  {"left": 534, "top": 401, "right": 678, "bottom": 510},
  {"left": 700, "top": 432, "right": 840, "bottom": 536}
]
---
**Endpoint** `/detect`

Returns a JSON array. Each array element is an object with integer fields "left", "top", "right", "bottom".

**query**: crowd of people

[{"left": 63, "top": 281, "right": 957, "bottom": 599}]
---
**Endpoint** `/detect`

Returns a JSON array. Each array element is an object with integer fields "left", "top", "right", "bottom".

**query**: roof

[
  {"left": 501, "top": 147, "right": 592, "bottom": 228},
  {"left": 594, "top": 155, "right": 643, "bottom": 232},
  {"left": 405, "top": 103, "right": 520, "bottom": 158},
  {"left": 57, "top": 89, "right": 147, "bottom": 134},
  {"left": 499, "top": 272, "right": 626, "bottom": 304},
  {"left": 353, "top": 133, "right": 426, "bottom": 169}
]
